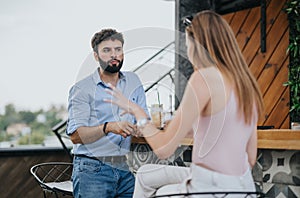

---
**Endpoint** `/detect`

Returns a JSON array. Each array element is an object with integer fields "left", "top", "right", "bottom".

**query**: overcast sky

[{"left": 0, "top": 0, "right": 175, "bottom": 113}]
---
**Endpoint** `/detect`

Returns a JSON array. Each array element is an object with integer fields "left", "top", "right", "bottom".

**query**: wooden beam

[
  {"left": 257, "top": 129, "right": 300, "bottom": 150},
  {"left": 132, "top": 129, "right": 300, "bottom": 150}
]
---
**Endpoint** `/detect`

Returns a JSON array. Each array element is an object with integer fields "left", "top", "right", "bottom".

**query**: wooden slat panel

[
  {"left": 236, "top": 7, "right": 261, "bottom": 51},
  {"left": 258, "top": 58, "right": 289, "bottom": 125},
  {"left": 263, "top": 87, "right": 290, "bottom": 128},
  {"left": 281, "top": 112, "right": 291, "bottom": 129},
  {"left": 231, "top": 0, "right": 290, "bottom": 129},
  {"left": 249, "top": 11, "right": 288, "bottom": 79},
  {"left": 229, "top": 9, "right": 250, "bottom": 37},
  {"left": 222, "top": 12, "right": 235, "bottom": 23},
  {"left": 242, "top": 0, "right": 286, "bottom": 65},
  {"left": 256, "top": 30, "right": 289, "bottom": 95},
  {"left": 236, "top": 0, "right": 272, "bottom": 51}
]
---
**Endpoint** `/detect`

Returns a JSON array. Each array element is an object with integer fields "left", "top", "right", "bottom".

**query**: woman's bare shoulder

[{"left": 190, "top": 67, "right": 220, "bottom": 84}]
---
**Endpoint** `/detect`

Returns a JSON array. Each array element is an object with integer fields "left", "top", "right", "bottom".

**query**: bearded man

[{"left": 67, "top": 28, "right": 148, "bottom": 198}]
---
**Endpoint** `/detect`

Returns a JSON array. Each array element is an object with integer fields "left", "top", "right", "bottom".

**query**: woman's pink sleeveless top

[{"left": 192, "top": 91, "right": 257, "bottom": 175}]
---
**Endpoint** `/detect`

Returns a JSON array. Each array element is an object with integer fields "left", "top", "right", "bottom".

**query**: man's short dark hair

[{"left": 91, "top": 28, "right": 124, "bottom": 53}]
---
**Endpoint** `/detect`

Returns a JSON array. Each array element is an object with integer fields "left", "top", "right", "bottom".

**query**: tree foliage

[{"left": 0, "top": 103, "right": 66, "bottom": 145}]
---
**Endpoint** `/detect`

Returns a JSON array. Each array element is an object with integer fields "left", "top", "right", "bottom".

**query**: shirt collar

[{"left": 92, "top": 67, "right": 126, "bottom": 86}]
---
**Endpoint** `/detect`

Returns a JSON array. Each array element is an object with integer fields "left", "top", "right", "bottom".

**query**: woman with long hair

[{"left": 105, "top": 10, "right": 264, "bottom": 197}]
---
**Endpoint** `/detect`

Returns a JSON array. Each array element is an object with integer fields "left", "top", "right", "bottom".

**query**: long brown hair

[{"left": 186, "top": 10, "right": 264, "bottom": 124}]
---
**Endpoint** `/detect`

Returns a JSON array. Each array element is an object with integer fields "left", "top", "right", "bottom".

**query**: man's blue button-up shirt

[{"left": 67, "top": 68, "right": 148, "bottom": 157}]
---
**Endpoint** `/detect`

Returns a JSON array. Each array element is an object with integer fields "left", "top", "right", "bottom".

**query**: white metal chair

[
  {"left": 52, "top": 120, "right": 73, "bottom": 160},
  {"left": 30, "top": 162, "right": 73, "bottom": 198}
]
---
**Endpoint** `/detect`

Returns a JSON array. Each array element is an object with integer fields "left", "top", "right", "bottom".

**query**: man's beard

[{"left": 98, "top": 57, "right": 123, "bottom": 73}]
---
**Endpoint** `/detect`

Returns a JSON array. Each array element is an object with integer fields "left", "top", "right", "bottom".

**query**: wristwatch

[{"left": 136, "top": 118, "right": 149, "bottom": 129}]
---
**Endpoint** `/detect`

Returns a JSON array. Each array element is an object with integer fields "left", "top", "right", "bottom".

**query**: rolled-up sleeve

[{"left": 67, "top": 85, "right": 90, "bottom": 135}]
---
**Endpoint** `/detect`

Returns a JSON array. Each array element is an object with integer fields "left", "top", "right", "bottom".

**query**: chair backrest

[
  {"left": 30, "top": 162, "right": 73, "bottom": 196},
  {"left": 52, "top": 120, "right": 73, "bottom": 160},
  {"left": 152, "top": 191, "right": 265, "bottom": 197}
]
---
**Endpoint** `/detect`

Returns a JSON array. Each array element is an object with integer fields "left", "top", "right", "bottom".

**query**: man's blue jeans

[{"left": 72, "top": 156, "right": 135, "bottom": 198}]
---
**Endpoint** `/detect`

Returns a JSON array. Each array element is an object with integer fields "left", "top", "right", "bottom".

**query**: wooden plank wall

[{"left": 223, "top": 0, "right": 290, "bottom": 129}]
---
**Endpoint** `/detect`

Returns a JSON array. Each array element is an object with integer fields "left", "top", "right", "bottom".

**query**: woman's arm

[
  {"left": 105, "top": 71, "right": 210, "bottom": 159},
  {"left": 246, "top": 128, "right": 258, "bottom": 168},
  {"left": 164, "top": 114, "right": 193, "bottom": 138},
  {"left": 145, "top": 71, "right": 210, "bottom": 158}
]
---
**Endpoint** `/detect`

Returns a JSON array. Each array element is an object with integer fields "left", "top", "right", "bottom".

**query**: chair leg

[{"left": 43, "top": 190, "right": 47, "bottom": 198}]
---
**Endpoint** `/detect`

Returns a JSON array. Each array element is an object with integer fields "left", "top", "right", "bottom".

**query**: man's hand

[
  {"left": 133, "top": 127, "right": 143, "bottom": 137},
  {"left": 106, "top": 121, "right": 137, "bottom": 138}
]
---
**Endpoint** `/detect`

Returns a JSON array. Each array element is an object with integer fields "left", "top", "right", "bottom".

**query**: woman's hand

[
  {"left": 104, "top": 83, "right": 137, "bottom": 115},
  {"left": 104, "top": 83, "right": 149, "bottom": 130}
]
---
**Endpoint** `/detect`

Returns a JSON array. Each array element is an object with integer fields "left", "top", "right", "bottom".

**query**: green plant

[
  {"left": 18, "top": 132, "right": 44, "bottom": 145},
  {"left": 284, "top": 0, "right": 300, "bottom": 122}
]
